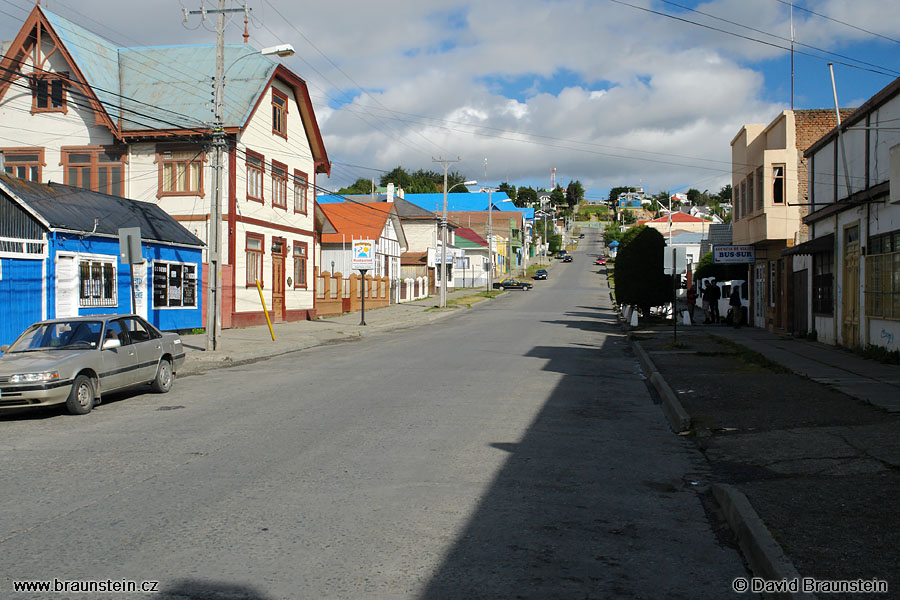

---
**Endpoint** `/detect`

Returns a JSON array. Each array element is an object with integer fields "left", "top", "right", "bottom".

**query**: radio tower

[{"left": 550, "top": 167, "right": 556, "bottom": 191}]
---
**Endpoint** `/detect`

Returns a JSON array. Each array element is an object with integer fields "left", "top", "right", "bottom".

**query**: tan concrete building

[{"left": 731, "top": 110, "right": 850, "bottom": 332}]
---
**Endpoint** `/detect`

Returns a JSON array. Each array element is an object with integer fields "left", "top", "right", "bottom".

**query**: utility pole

[
  {"left": 188, "top": 1, "right": 248, "bottom": 351},
  {"left": 433, "top": 156, "right": 459, "bottom": 308}
]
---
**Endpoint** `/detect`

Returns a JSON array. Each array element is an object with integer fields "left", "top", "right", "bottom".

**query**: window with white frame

[
  {"left": 772, "top": 164, "right": 785, "bottom": 204},
  {"left": 246, "top": 233, "right": 264, "bottom": 287},
  {"left": 79, "top": 258, "right": 117, "bottom": 307},
  {"left": 246, "top": 151, "right": 264, "bottom": 203},
  {"left": 293, "top": 241, "right": 307, "bottom": 288},
  {"left": 158, "top": 148, "right": 204, "bottom": 197},
  {"left": 293, "top": 170, "right": 308, "bottom": 214},
  {"left": 272, "top": 161, "right": 287, "bottom": 209}
]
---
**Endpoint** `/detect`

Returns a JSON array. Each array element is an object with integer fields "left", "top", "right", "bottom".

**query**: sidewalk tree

[{"left": 614, "top": 226, "right": 671, "bottom": 316}]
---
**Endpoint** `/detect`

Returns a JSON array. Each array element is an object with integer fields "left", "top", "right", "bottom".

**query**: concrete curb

[
  {"left": 712, "top": 484, "right": 815, "bottom": 600},
  {"left": 631, "top": 340, "right": 691, "bottom": 433}
]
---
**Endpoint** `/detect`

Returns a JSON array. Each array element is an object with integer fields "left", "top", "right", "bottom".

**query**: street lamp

[
  {"left": 439, "top": 179, "right": 477, "bottom": 308},
  {"left": 206, "top": 39, "right": 295, "bottom": 351},
  {"left": 485, "top": 188, "right": 513, "bottom": 292}
]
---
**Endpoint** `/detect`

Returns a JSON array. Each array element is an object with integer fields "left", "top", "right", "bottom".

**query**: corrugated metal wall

[
  {"left": 0, "top": 195, "right": 43, "bottom": 240},
  {"left": 0, "top": 258, "right": 43, "bottom": 347}
]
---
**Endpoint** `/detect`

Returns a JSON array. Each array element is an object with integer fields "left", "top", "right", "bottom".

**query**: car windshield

[{"left": 6, "top": 321, "right": 104, "bottom": 352}]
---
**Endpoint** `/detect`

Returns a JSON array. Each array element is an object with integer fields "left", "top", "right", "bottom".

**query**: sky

[{"left": 2, "top": 0, "right": 899, "bottom": 203}]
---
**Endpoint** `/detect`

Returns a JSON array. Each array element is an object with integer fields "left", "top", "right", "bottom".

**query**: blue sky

[{"left": 1, "top": 0, "right": 898, "bottom": 202}]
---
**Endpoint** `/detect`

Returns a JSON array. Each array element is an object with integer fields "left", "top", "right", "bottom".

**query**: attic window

[
  {"left": 272, "top": 88, "right": 288, "bottom": 138},
  {"left": 31, "top": 73, "right": 67, "bottom": 114}
]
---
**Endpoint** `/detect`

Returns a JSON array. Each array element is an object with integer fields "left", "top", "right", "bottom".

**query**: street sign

[
  {"left": 351, "top": 239, "right": 376, "bottom": 271},
  {"left": 118, "top": 227, "right": 142, "bottom": 264},
  {"left": 664, "top": 246, "right": 687, "bottom": 275},
  {"left": 713, "top": 245, "right": 755, "bottom": 264}
]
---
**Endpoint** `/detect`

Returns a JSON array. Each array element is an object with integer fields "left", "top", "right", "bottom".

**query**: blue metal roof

[{"left": 44, "top": 9, "right": 279, "bottom": 131}]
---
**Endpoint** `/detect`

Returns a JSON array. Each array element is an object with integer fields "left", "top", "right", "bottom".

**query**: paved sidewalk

[
  {"left": 178, "top": 287, "right": 497, "bottom": 375},
  {"left": 631, "top": 320, "right": 900, "bottom": 597}
]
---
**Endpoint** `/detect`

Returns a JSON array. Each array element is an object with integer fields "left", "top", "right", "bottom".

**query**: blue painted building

[{"left": 0, "top": 175, "right": 204, "bottom": 346}]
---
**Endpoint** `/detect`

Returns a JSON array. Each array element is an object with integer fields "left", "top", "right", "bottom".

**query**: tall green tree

[
  {"left": 516, "top": 186, "right": 538, "bottom": 207},
  {"left": 378, "top": 166, "right": 470, "bottom": 193},
  {"left": 614, "top": 226, "right": 671, "bottom": 316},
  {"left": 498, "top": 182, "right": 517, "bottom": 202},
  {"left": 550, "top": 185, "right": 566, "bottom": 207},
  {"left": 337, "top": 178, "right": 374, "bottom": 195},
  {"left": 565, "top": 180, "right": 584, "bottom": 208}
]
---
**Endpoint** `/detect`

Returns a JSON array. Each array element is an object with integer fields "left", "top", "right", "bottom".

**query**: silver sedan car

[{"left": 0, "top": 315, "right": 184, "bottom": 415}]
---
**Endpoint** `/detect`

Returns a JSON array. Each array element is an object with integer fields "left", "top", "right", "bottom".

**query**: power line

[
  {"left": 607, "top": 0, "right": 898, "bottom": 78},
  {"left": 772, "top": 0, "right": 900, "bottom": 46}
]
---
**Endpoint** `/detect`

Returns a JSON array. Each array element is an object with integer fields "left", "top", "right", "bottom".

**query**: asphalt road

[{"left": 1, "top": 230, "right": 750, "bottom": 599}]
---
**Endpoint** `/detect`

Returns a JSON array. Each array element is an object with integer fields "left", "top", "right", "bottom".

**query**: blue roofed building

[
  {"left": 0, "top": 174, "right": 203, "bottom": 347},
  {"left": 0, "top": 4, "right": 330, "bottom": 329}
]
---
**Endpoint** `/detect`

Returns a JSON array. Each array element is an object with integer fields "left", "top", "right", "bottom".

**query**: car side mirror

[{"left": 103, "top": 338, "right": 121, "bottom": 350}]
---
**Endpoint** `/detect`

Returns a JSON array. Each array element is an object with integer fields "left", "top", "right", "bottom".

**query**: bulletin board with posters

[{"left": 153, "top": 261, "right": 197, "bottom": 309}]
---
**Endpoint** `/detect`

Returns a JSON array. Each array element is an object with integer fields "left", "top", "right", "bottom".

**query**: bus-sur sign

[{"left": 713, "top": 245, "right": 755, "bottom": 264}]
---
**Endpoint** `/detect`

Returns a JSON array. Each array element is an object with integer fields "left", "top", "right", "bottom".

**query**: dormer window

[
  {"left": 32, "top": 73, "right": 67, "bottom": 114},
  {"left": 272, "top": 88, "right": 288, "bottom": 138}
]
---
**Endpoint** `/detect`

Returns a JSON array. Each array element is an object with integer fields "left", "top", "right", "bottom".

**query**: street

[{"left": 1, "top": 231, "right": 750, "bottom": 599}]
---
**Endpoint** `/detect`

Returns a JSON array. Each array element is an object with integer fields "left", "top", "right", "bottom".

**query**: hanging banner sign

[
  {"left": 351, "top": 239, "right": 376, "bottom": 271},
  {"left": 713, "top": 245, "right": 755, "bottom": 264}
]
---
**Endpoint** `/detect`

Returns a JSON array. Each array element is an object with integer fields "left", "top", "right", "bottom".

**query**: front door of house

[
  {"left": 791, "top": 269, "right": 808, "bottom": 336},
  {"left": 272, "top": 241, "right": 285, "bottom": 322},
  {"left": 842, "top": 224, "right": 860, "bottom": 347}
]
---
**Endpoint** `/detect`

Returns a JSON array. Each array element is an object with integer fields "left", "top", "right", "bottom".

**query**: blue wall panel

[
  {"left": 0, "top": 258, "right": 44, "bottom": 347},
  {"left": 52, "top": 234, "right": 202, "bottom": 332}
]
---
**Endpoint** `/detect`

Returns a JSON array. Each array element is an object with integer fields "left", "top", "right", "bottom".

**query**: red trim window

[
  {"left": 246, "top": 150, "right": 264, "bottom": 203},
  {"left": 1, "top": 147, "right": 44, "bottom": 182},
  {"left": 272, "top": 160, "right": 288, "bottom": 210},
  {"left": 245, "top": 233, "right": 265, "bottom": 288},
  {"left": 156, "top": 146, "right": 205, "bottom": 198},
  {"left": 293, "top": 169, "right": 308, "bottom": 214},
  {"left": 62, "top": 147, "right": 126, "bottom": 196},
  {"left": 31, "top": 73, "right": 68, "bottom": 114},
  {"left": 272, "top": 88, "right": 288, "bottom": 138},
  {"left": 293, "top": 241, "right": 308, "bottom": 289}
]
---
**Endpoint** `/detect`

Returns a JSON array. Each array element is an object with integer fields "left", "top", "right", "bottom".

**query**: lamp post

[
  {"left": 485, "top": 189, "right": 514, "bottom": 291},
  {"left": 436, "top": 176, "right": 476, "bottom": 308},
  {"left": 201, "top": 3, "right": 294, "bottom": 351}
]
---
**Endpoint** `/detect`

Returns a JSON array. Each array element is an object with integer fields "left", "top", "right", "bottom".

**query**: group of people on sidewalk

[{"left": 685, "top": 279, "right": 743, "bottom": 328}]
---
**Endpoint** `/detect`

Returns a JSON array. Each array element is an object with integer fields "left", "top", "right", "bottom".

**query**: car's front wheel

[
  {"left": 151, "top": 359, "right": 174, "bottom": 393},
  {"left": 66, "top": 374, "right": 95, "bottom": 415}
]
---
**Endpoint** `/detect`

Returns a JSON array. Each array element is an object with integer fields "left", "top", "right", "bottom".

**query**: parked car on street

[
  {"left": 0, "top": 315, "right": 184, "bottom": 415},
  {"left": 533, "top": 269, "right": 548, "bottom": 280},
  {"left": 595, "top": 257, "right": 607, "bottom": 265},
  {"left": 579, "top": 233, "right": 585, "bottom": 238},
  {"left": 494, "top": 279, "right": 533, "bottom": 291},
  {"left": 562, "top": 255, "right": 573, "bottom": 262}
]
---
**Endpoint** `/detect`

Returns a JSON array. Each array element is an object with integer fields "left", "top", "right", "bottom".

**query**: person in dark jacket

[{"left": 729, "top": 285, "right": 742, "bottom": 328}]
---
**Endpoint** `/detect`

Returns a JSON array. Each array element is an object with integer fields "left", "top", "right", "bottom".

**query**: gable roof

[
  {"left": 319, "top": 202, "right": 406, "bottom": 248},
  {"left": 0, "top": 174, "right": 203, "bottom": 247},
  {"left": 317, "top": 194, "right": 437, "bottom": 220},
  {"left": 0, "top": 6, "right": 329, "bottom": 173},
  {"left": 648, "top": 211, "right": 705, "bottom": 223},
  {"left": 454, "top": 227, "right": 488, "bottom": 248}
]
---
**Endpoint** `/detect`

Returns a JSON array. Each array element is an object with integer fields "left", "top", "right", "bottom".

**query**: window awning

[{"left": 783, "top": 233, "right": 834, "bottom": 256}]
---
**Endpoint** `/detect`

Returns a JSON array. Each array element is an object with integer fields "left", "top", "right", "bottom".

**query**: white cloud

[{"left": 2, "top": 0, "right": 895, "bottom": 197}]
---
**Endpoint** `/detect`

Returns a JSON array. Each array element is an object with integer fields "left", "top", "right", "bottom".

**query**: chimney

[{"left": 386, "top": 182, "right": 394, "bottom": 202}]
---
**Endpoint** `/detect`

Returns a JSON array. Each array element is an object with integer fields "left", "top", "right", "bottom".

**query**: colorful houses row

[{"left": 0, "top": 5, "right": 536, "bottom": 345}]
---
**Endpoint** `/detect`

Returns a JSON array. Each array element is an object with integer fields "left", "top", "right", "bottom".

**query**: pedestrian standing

[
  {"left": 710, "top": 280, "right": 721, "bottom": 324},
  {"left": 701, "top": 281, "right": 712, "bottom": 324},
  {"left": 686, "top": 286, "right": 698, "bottom": 323},
  {"left": 729, "top": 285, "right": 742, "bottom": 328}
]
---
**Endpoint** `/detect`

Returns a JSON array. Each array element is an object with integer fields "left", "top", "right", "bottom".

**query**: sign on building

[
  {"left": 351, "top": 239, "right": 376, "bottom": 271},
  {"left": 713, "top": 245, "right": 755, "bottom": 264}
]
